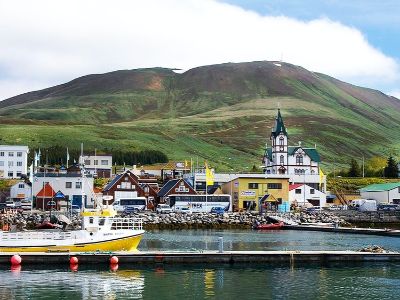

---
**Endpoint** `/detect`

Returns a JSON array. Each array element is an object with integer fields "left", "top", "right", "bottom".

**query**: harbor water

[{"left": 2, "top": 229, "right": 400, "bottom": 299}]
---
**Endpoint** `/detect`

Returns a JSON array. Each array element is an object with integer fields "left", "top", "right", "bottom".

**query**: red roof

[
  {"left": 289, "top": 184, "right": 303, "bottom": 191},
  {"left": 36, "top": 183, "right": 56, "bottom": 198}
]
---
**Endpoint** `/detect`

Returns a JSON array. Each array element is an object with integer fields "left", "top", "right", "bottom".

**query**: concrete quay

[{"left": 1, "top": 250, "right": 400, "bottom": 265}]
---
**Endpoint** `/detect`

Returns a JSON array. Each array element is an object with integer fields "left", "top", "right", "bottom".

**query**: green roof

[
  {"left": 264, "top": 146, "right": 321, "bottom": 162},
  {"left": 288, "top": 147, "right": 321, "bottom": 162},
  {"left": 360, "top": 182, "right": 400, "bottom": 192},
  {"left": 271, "top": 109, "right": 287, "bottom": 138}
]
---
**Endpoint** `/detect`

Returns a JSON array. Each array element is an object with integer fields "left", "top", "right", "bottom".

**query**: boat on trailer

[{"left": 0, "top": 208, "right": 144, "bottom": 253}]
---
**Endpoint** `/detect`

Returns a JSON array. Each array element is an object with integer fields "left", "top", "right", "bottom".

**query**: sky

[{"left": 0, "top": 0, "right": 399, "bottom": 101}]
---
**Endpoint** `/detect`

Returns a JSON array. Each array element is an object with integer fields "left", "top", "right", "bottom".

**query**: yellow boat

[{"left": 0, "top": 208, "right": 145, "bottom": 253}]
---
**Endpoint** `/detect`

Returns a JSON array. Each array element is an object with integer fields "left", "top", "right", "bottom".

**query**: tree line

[
  {"left": 336, "top": 156, "right": 398, "bottom": 178},
  {"left": 29, "top": 146, "right": 168, "bottom": 166}
]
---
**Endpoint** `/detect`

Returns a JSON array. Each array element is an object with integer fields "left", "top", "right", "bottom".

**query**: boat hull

[{"left": 0, "top": 232, "right": 144, "bottom": 253}]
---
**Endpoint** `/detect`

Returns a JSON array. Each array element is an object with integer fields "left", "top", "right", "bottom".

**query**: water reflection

[{"left": 1, "top": 263, "right": 400, "bottom": 299}]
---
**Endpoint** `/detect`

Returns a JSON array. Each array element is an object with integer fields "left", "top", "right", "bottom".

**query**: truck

[{"left": 350, "top": 199, "right": 377, "bottom": 212}]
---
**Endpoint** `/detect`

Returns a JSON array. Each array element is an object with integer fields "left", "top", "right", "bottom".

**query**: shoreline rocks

[{"left": 0, "top": 210, "right": 350, "bottom": 231}]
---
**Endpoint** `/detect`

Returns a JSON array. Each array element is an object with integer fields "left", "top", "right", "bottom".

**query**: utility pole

[{"left": 362, "top": 155, "right": 365, "bottom": 178}]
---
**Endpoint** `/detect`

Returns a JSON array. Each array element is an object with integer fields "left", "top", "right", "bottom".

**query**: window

[
  {"left": 8, "top": 161, "right": 13, "bottom": 167},
  {"left": 8, "top": 171, "right": 13, "bottom": 177},
  {"left": 267, "top": 183, "right": 282, "bottom": 189},
  {"left": 248, "top": 183, "right": 259, "bottom": 189},
  {"left": 8, "top": 152, "right": 14, "bottom": 157},
  {"left": 0, "top": 152, "right": 4, "bottom": 157},
  {"left": 94, "top": 160, "right": 98, "bottom": 165},
  {"left": 18, "top": 183, "right": 24, "bottom": 188},
  {"left": 16, "top": 172, "right": 21, "bottom": 177},
  {"left": 279, "top": 137, "right": 284, "bottom": 146},
  {"left": 66, "top": 182, "right": 72, "bottom": 188},
  {"left": 280, "top": 155, "right": 284, "bottom": 165},
  {"left": 76, "top": 182, "right": 82, "bottom": 189},
  {"left": 0, "top": 161, "right": 4, "bottom": 166},
  {"left": 296, "top": 155, "right": 303, "bottom": 165},
  {"left": 310, "top": 189, "right": 315, "bottom": 194},
  {"left": 295, "top": 189, "right": 301, "bottom": 194},
  {"left": 120, "top": 182, "right": 132, "bottom": 189},
  {"left": 101, "top": 160, "right": 108, "bottom": 166},
  {"left": 84, "top": 160, "right": 91, "bottom": 165},
  {"left": 17, "top": 152, "right": 22, "bottom": 157},
  {"left": 17, "top": 161, "right": 22, "bottom": 167}
]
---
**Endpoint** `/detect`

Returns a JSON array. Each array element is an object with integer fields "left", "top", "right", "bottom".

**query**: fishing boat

[
  {"left": 254, "top": 221, "right": 284, "bottom": 230},
  {"left": 0, "top": 207, "right": 144, "bottom": 252},
  {"left": 0, "top": 155, "right": 144, "bottom": 253}
]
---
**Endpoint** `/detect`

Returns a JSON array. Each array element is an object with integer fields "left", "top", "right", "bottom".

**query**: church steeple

[{"left": 271, "top": 109, "right": 287, "bottom": 138}]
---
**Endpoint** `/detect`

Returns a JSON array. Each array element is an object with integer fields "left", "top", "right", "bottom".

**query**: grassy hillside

[{"left": 1, "top": 61, "right": 399, "bottom": 171}]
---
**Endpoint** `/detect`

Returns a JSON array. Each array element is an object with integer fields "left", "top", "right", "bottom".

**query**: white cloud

[{"left": 0, "top": 0, "right": 399, "bottom": 100}]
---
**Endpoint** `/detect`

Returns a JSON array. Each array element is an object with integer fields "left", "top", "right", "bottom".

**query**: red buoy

[
  {"left": 70, "top": 264, "right": 78, "bottom": 272},
  {"left": 69, "top": 256, "right": 79, "bottom": 265},
  {"left": 10, "top": 255, "right": 22, "bottom": 266},
  {"left": 110, "top": 256, "right": 119, "bottom": 264},
  {"left": 110, "top": 263, "right": 119, "bottom": 272}
]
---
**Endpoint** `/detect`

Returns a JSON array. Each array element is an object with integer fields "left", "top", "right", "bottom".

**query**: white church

[{"left": 262, "top": 109, "right": 326, "bottom": 196}]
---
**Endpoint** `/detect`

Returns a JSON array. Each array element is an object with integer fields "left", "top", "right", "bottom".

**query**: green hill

[{"left": 1, "top": 61, "right": 399, "bottom": 171}]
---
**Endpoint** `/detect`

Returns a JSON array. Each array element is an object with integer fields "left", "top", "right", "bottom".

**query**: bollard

[{"left": 218, "top": 236, "right": 224, "bottom": 253}]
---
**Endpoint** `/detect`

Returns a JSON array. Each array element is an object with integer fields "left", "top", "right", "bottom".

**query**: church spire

[{"left": 271, "top": 109, "right": 287, "bottom": 138}]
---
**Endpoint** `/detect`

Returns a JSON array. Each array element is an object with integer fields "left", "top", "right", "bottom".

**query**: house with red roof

[{"left": 35, "top": 183, "right": 57, "bottom": 210}]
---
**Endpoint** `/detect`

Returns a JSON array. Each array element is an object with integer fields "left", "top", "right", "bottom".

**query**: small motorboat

[
  {"left": 35, "top": 221, "right": 59, "bottom": 230},
  {"left": 254, "top": 221, "right": 284, "bottom": 230}
]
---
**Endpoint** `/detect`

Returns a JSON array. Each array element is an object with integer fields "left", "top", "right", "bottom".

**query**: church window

[
  {"left": 279, "top": 137, "right": 284, "bottom": 146},
  {"left": 296, "top": 155, "right": 303, "bottom": 165},
  {"left": 280, "top": 155, "right": 284, "bottom": 165}
]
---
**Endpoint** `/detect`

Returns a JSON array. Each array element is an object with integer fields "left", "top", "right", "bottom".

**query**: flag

[
  {"left": 29, "top": 163, "right": 33, "bottom": 183},
  {"left": 319, "top": 168, "right": 324, "bottom": 187},
  {"left": 185, "top": 160, "right": 188, "bottom": 168},
  {"left": 66, "top": 147, "right": 70, "bottom": 161},
  {"left": 205, "top": 162, "right": 214, "bottom": 186}
]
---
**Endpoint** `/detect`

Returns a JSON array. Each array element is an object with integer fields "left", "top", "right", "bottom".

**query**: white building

[
  {"left": 32, "top": 173, "right": 95, "bottom": 208},
  {"left": 262, "top": 110, "right": 326, "bottom": 192},
  {"left": 359, "top": 182, "right": 400, "bottom": 204},
  {"left": 80, "top": 154, "right": 112, "bottom": 178},
  {"left": 10, "top": 181, "right": 32, "bottom": 202},
  {"left": 289, "top": 183, "right": 326, "bottom": 207},
  {"left": 0, "top": 145, "right": 29, "bottom": 179}
]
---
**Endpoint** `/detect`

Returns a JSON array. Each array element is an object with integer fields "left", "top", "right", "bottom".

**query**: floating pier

[
  {"left": 1, "top": 250, "right": 400, "bottom": 265},
  {"left": 284, "top": 225, "right": 400, "bottom": 237}
]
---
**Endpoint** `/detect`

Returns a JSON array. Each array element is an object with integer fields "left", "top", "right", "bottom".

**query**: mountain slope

[{"left": 0, "top": 61, "right": 399, "bottom": 170}]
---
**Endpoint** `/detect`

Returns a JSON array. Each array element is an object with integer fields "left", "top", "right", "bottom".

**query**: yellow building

[{"left": 221, "top": 174, "right": 290, "bottom": 211}]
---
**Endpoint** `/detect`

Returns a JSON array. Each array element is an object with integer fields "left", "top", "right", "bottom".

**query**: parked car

[
  {"left": 175, "top": 207, "right": 192, "bottom": 214},
  {"left": 124, "top": 206, "right": 140, "bottom": 214},
  {"left": 5, "top": 200, "right": 15, "bottom": 208},
  {"left": 377, "top": 204, "right": 399, "bottom": 211},
  {"left": 71, "top": 205, "right": 81, "bottom": 214},
  {"left": 328, "top": 205, "right": 341, "bottom": 211},
  {"left": 210, "top": 207, "right": 225, "bottom": 214},
  {"left": 156, "top": 204, "right": 173, "bottom": 214}
]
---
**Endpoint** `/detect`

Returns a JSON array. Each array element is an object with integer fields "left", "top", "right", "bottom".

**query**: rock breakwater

[{"left": 0, "top": 210, "right": 349, "bottom": 231}]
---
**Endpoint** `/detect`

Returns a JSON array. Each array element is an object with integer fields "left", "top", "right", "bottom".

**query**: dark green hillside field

[{"left": 1, "top": 61, "right": 399, "bottom": 171}]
